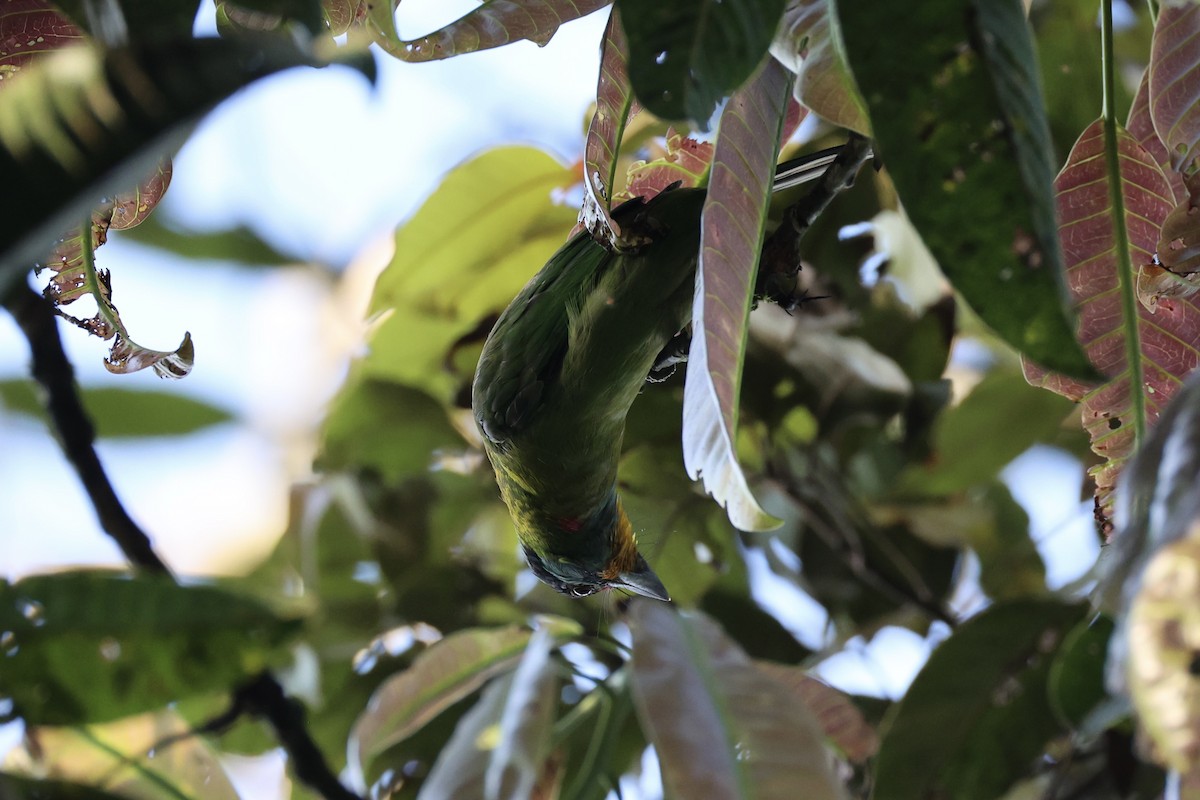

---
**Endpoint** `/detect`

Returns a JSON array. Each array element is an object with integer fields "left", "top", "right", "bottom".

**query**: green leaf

[
  {"left": 0, "top": 571, "right": 300, "bottom": 725},
  {"left": 628, "top": 603, "right": 847, "bottom": 800},
  {"left": 835, "top": 0, "right": 1093, "bottom": 378},
  {"left": 682, "top": 56, "right": 791, "bottom": 533},
  {"left": 363, "top": 146, "right": 576, "bottom": 401},
  {"left": 367, "top": 0, "right": 610, "bottom": 62},
  {"left": 617, "top": 0, "right": 790, "bottom": 126},
  {"left": 0, "top": 773, "right": 130, "bottom": 800},
  {"left": 114, "top": 216, "right": 298, "bottom": 265},
  {"left": 872, "top": 599, "right": 1087, "bottom": 800},
  {"left": 901, "top": 370, "right": 1074, "bottom": 495},
  {"left": 0, "top": 35, "right": 368, "bottom": 286},
  {"left": 317, "top": 378, "right": 464, "bottom": 480},
  {"left": 1048, "top": 614, "right": 1113, "bottom": 729},
  {"left": 0, "top": 381, "right": 233, "bottom": 437},
  {"left": 416, "top": 627, "right": 562, "bottom": 799}
]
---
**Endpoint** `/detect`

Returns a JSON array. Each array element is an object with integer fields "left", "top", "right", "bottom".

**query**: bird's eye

[{"left": 569, "top": 585, "right": 594, "bottom": 598}]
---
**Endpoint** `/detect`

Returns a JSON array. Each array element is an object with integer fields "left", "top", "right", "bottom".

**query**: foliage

[{"left": 7, "top": 0, "right": 1200, "bottom": 799}]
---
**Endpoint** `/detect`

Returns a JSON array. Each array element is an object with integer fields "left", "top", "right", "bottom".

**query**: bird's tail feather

[{"left": 771, "top": 145, "right": 846, "bottom": 192}]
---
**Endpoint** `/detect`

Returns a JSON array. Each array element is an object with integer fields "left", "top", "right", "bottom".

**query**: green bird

[{"left": 472, "top": 147, "right": 843, "bottom": 601}]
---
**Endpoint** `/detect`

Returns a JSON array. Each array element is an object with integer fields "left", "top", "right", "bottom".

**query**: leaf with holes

[
  {"left": 617, "top": 0, "right": 790, "bottom": 126},
  {"left": 1023, "top": 120, "right": 1190, "bottom": 515},
  {"left": 367, "top": 0, "right": 611, "bottom": 63},
  {"left": 682, "top": 56, "right": 791, "bottom": 532},
  {"left": 770, "top": 0, "right": 869, "bottom": 135},
  {"left": 837, "top": 0, "right": 1092, "bottom": 378}
]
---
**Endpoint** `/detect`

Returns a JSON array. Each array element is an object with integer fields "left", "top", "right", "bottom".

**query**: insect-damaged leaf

[
  {"left": 367, "top": 0, "right": 610, "bottom": 63},
  {"left": 835, "top": 0, "right": 1092, "bottom": 378},
  {"left": 682, "top": 56, "right": 790, "bottom": 533},
  {"left": 1024, "top": 120, "right": 1189, "bottom": 514},
  {"left": 627, "top": 603, "right": 847, "bottom": 800}
]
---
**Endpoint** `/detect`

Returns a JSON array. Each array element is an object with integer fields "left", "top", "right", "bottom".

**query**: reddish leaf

[
  {"left": 770, "top": 0, "right": 869, "bottom": 136},
  {"left": 579, "top": 7, "right": 638, "bottom": 244},
  {"left": 111, "top": 158, "right": 173, "bottom": 231},
  {"left": 1129, "top": 69, "right": 1186, "bottom": 204},
  {"left": 754, "top": 661, "right": 879, "bottom": 763},
  {"left": 0, "top": 0, "right": 84, "bottom": 80},
  {"left": 367, "top": 0, "right": 611, "bottom": 63},
  {"left": 682, "top": 56, "right": 791, "bottom": 532},
  {"left": 1025, "top": 120, "right": 1190, "bottom": 512},
  {"left": 1149, "top": 3, "right": 1200, "bottom": 175},
  {"left": 619, "top": 129, "right": 713, "bottom": 202}
]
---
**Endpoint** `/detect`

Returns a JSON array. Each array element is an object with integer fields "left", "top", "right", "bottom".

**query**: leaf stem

[
  {"left": 1101, "top": 0, "right": 1147, "bottom": 446},
  {"left": 78, "top": 213, "right": 131, "bottom": 342}
]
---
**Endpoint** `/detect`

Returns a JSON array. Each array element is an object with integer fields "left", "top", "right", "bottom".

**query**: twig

[
  {"left": 2, "top": 284, "right": 171, "bottom": 574},
  {"left": 757, "top": 133, "right": 876, "bottom": 305},
  {"left": 1, "top": 283, "right": 363, "bottom": 800}
]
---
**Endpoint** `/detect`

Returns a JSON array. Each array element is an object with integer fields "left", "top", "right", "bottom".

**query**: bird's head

[{"left": 520, "top": 502, "right": 670, "bottom": 602}]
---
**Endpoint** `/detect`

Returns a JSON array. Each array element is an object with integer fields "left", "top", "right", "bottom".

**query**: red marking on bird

[{"left": 556, "top": 516, "right": 583, "bottom": 533}]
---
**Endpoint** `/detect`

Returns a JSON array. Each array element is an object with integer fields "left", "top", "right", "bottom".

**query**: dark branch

[
  {"left": 2, "top": 282, "right": 364, "bottom": 800},
  {"left": 2, "top": 284, "right": 171, "bottom": 574},
  {"left": 757, "top": 133, "right": 876, "bottom": 305}
]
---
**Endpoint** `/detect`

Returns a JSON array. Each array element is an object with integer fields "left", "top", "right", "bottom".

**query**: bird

[{"left": 471, "top": 146, "right": 844, "bottom": 602}]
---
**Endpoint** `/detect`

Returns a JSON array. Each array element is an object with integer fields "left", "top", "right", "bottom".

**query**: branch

[
  {"left": 1, "top": 282, "right": 364, "bottom": 800},
  {"left": 2, "top": 284, "right": 171, "bottom": 574},
  {"left": 757, "top": 133, "right": 875, "bottom": 306}
]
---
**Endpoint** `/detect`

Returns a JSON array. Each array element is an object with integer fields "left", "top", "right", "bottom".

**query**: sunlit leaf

[
  {"left": 0, "top": 381, "right": 233, "bottom": 436},
  {"left": 350, "top": 620, "right": 579, "bottom": 778},
  {"left": 682, "top": 56, "right": 791, "bottom": 533},
  {"left": 837, "top": 0, "right": 1092, "bottom": 378},
  {"left": 416, "top": 627, "right": 562, "bottom": 800},
  {"left": 322, "top": 0, "right": 365, "bottom": 36},
  {"left": 8, "top": 710, "right": 239, "bottom": 800},
  {"left": 769, "top": 0, "right": 870, "bottom": 135},
  {"left": 0, "top": 35, "right": 367, "bottom": 284},
  {"left": 367, "top": 0, "right": 610, "bottom": 62},
  {"left": 616, "top": 0, "right": 789, "bottom": 126},
  {"left": 580, "top": 7, "right": 639, "bottom": 244},
  {"left": 1024, "top": 120, "right": 1187, "bottom": 514},
  {"left": 872, "top": 599, "right": 1086, "bottom": 800},
  {"left": 0, "top": 571, "right": 300, "bottom": 725},
  {"left": 753, "top": 661, "right": 879, "bottom": 763},
  {"left": 628, "top": 603, "right": 847, "bottom": 800},
  {"left": 1149, "top": 3, "right": 1200, "bottom": 176}
]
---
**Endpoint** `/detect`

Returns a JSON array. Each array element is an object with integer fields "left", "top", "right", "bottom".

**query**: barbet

[{"left": 472, "top": 147, "right": 842, "bottom": 601}]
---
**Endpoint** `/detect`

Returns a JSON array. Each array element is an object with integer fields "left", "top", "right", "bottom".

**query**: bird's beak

[{"left": 616, "top": 555, "right": 671, "bottom": 602}]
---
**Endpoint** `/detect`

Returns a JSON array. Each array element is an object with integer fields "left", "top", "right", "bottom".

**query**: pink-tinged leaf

[
  {"left": 0, "top": 0, "right": 85, "bottom": 81},
  {"left": 350, "top": 626, "right": 531, "bottom": 774},
  {"left": 580, "top": 7, "right": 638, "bottom": 244},
  {"left": 627, "top": 603, "right": 848, "bottom": 800},
  {"left": 769, "top": 0, "right": 869, "bottom": 136},
  {"left": 323, "top": 0, "right": 366, "bottom": 36},
  {"left": 367, "top": 0, "right": 611, "bottom": 63},
  {"left": 1129, "top": 69, "right": 1186, "bottom": 204},
  {"left": 619, "top": 129, "right": 714, "bottom": 202},
  {"left": 1149, "top": 3, "right": 1200, "bottom": 175},
  {"left": 753, "top": 661, "right": 879, "bottom": 764},
  {"left": 682, "top": 57, "right": 791, "bottom": 532},
  {"left": 1026, "top": 120, "right": 1192, "bottom": 513},
  {"left": 110, "top": 158, "right": 172, "bottom": 231}
]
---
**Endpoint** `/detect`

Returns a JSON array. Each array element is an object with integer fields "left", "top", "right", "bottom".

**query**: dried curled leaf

[
  {"left": 105, "top": 331, "right": 194, "bottom": 379},
  {"left": 1128, "top": 532, "right": 1200, "bottom": 772},
  {"left": 618, "top": 129, "right": 713, "bottom": 202},
  {"left": 1140, "top": 172, "right": 1200, "bottom": 312}
]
